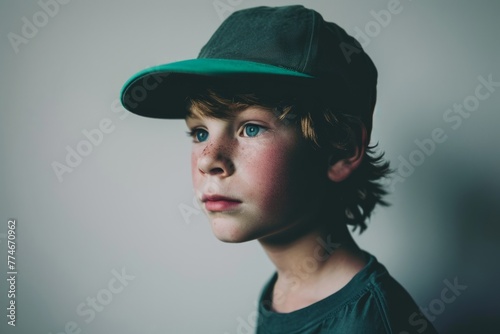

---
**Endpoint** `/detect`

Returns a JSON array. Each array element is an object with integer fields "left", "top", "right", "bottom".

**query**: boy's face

[{"left": 185, "top": 105, "right": 329, "bottom": 243}]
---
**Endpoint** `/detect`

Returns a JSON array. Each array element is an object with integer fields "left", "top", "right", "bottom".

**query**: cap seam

[{"left": 301, "top": 10, "right": 316, "bottom": 73}]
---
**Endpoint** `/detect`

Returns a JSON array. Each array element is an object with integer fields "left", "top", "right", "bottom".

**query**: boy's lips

[{"left": 202, "top": 194, "right": 242, "bottom": 211}]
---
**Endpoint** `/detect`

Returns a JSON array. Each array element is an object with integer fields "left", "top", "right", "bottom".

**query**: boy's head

[{"left": 121, "top": 5, "right": 390, "bottom": 239}]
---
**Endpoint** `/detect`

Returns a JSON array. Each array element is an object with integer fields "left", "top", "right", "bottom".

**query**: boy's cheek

[
  {"left": 247, "top": 148, "right": 301, "bottom": 202},
  {"left": 190, "top": 153, "right": 200, "bottom": 188},
  {"left": 190, "top": 152, "right": 197, "bottom": 171},
  {"left": 255, "top": 145, "right": 324, "bottom": 206}
]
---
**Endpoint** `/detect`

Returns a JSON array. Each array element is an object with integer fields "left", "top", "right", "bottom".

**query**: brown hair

[{"left": 186, "top": 83, "right": 391, "bottom": 233}]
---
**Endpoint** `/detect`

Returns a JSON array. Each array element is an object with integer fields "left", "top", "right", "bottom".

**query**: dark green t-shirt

[{"left": 256, "top": 252, "right": 438, "bottom": 334}]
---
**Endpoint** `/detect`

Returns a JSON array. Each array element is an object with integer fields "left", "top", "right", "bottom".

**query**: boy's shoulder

[{"left": 256, "top": 251, "right": 438, "bottom": 334}]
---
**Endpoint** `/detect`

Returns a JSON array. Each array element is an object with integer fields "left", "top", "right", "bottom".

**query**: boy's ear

[{"left": 327, "top": 124, "right": 367, "bottom": 183}]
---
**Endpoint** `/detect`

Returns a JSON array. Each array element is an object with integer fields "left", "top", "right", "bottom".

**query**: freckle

[{"left": 202, "top": 142, "right": 212, "bottom": 155}]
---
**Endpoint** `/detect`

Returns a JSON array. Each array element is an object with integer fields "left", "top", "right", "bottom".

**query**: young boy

[{"left": 120, "top": 5, "right": 438, "bottom": 334}]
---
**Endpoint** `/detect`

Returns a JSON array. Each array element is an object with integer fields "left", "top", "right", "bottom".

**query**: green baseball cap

[{"left": 120, "top": 5, "right": 377, "bottom": 131}]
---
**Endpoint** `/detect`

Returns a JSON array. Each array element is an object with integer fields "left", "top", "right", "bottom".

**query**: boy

[{"left": 120, "top": 5, "right": 437, "bottom": 334}]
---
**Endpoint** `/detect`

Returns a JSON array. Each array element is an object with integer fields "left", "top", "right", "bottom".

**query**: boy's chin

[
  {"left": 211, "top": 229, "right": 254, "bottom": 244},
  {"left": 209, "top": 219, "right": 258, "bottom": 244}
]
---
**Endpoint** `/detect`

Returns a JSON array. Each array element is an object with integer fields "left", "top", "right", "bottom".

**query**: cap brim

[{"left": 120, "top": 59, "right": 314, "bottom": 119}]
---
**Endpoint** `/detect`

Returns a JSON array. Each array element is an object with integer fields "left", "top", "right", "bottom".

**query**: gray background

[{"left": 1, "top": 0, "right": 499, "bottom": 333}]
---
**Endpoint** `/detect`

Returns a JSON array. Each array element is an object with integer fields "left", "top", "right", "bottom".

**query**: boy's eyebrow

[
  {"left": 185, "top": 114, "right": 198, "bottom": 120},
  {"left": 185, "top": 110, "right": 205, "bottom": 121}
]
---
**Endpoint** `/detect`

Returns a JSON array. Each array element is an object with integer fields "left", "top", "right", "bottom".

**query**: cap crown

[{"left": 199, "top": 5, "right": 377, "bottom": 132}]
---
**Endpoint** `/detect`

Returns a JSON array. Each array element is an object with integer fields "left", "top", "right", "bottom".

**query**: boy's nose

[{"left": 197, "top": 140, "right": 235, "bottom": 177}]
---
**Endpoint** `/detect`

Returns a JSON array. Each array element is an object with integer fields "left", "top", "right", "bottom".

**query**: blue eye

[
  {"left": 195, "top": 129, "right": 209, "bottom": 142},
  {"left": 244, "top": 124, "right": 264, "bottom": 137},
  {"left": 186, "top": 129, "right": 208, "bottom": 142}
]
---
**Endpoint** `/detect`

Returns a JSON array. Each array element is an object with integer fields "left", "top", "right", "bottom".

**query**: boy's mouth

[{"left": 202, "top": 194, "right": 242, "bottom": 212}]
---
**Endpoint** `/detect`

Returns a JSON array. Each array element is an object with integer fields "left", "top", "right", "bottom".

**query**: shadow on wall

[{"left": 434, "top": 155, "right": 500, "bottom": 334}]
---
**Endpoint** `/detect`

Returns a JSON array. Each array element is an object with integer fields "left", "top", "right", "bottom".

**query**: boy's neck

[{"left": 258, "top": 216, "right": 367, "bottom": 313}]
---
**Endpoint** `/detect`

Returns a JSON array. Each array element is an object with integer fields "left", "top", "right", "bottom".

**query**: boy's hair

[{"left": 186, "top": 82, "right": 391, "bottom": 233}]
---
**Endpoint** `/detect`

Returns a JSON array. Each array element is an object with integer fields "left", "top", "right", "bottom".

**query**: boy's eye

[
  {"left": 195, "top": 129, "right": 209, "bottom": 142},
  {"left": 243, "top": 124, "right": 265, "bottom": 137},
  {"left": 187, "top": 128, "right": 209, "bottom": 142},
  {"left": 196, "top": 130, "right": 209, "bottom": 142}
]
